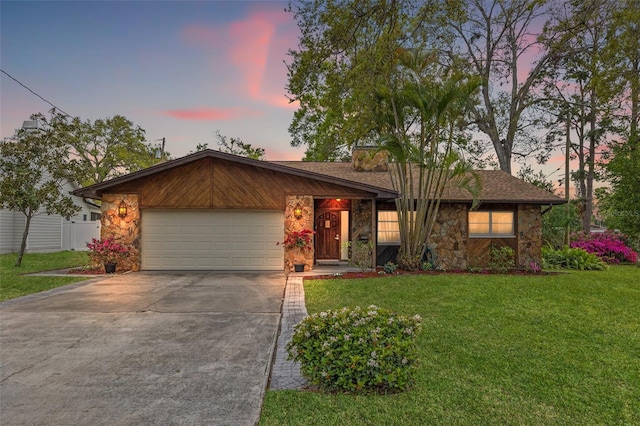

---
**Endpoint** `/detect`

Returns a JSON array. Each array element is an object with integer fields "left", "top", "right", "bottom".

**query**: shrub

[
  {"left": 542, "top": 246, "right": 608, "bottom": 270},
  {"left": 421, "top": 261, "right": 433, "bottom": 271},
  {"left": 383, "top": 261, "right": 398, "bottom": 274},
  {"left": 570, "top": 231, "right": 638, "bottom": 264},
  {"left": 489, "top": 245, "right": 515, "bottom": 273},
  {"left": 397, "top": 253, "right": 422, "bottom": 271},
  {"left": 287, "top": 305, "right": 422, "bottom": 394}
]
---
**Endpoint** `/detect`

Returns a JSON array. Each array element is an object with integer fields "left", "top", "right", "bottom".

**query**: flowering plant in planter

[
  {"left": 87, "top": 237, "right": 129, "bottom": 266},
  {"left": 278, "top": 229, "right": 315, "bottom": 252}
]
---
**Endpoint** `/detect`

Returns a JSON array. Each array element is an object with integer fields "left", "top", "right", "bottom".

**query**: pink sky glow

[{"left": 162, "top": 107, "right": 261, "bottom": 121}]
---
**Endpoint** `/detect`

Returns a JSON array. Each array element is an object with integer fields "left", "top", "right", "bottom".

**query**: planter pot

[
  {"left": 293, "top": 264, "right": 305, "bottom": 273},
  {"left": 104, "top": 263, "right": 117, "bottom": 274}
]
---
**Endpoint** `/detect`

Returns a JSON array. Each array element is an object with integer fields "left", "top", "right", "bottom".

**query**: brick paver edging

[{"left": 269, "top": 276, "right": 309, "bottom": 390}]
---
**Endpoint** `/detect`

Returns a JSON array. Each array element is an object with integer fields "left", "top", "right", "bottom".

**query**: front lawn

[
  {"left": 0, "top": 251, "right": 91, "bottom": 301},
  {"left": 261, "top": 266, "right": 640, "bottom": 425}
]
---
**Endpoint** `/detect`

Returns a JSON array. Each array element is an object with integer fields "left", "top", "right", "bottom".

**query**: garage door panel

[{"left": 141, "top": 210, "right": 284, "bottom": 271}]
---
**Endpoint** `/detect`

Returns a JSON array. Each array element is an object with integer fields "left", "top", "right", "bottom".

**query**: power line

[{"left": 1, "top": 68, "right": 72, "bottom": 117}]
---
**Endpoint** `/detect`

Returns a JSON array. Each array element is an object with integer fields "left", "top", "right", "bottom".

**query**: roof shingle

[{"left": 274, "top": 161, "right": 564, "bottom": 205}]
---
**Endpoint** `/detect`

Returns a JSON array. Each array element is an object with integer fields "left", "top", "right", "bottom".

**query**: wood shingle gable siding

[{"left": 72, "top": 150, "right": 397, "bottom": 203}]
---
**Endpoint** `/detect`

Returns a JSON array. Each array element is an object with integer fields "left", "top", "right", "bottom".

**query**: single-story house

[
  {"left": 1, "top": 180, "right": 101, "bottom": 254},
  {"left": 71, "top": 148, "right": 564, "bottom": 272}
]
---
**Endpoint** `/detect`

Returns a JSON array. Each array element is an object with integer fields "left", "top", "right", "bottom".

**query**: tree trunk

[
  {"left": 15, "top": 214, "right": 32, "bottom": 267},
  {"left": 496, "top": 144, "right": 512, "bottom": 174}
]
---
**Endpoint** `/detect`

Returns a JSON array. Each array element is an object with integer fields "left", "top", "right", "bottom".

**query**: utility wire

[{"left": 1, "top": 68, "right": 72, "bottom": 117}]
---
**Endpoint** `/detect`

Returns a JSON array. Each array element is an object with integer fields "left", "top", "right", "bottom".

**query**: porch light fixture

[
  {"left": 293, "top": 204, "right": 303, "bottom": 220},
  {"left": 118, "top": 200, "right": 127, "bottom": 218}
]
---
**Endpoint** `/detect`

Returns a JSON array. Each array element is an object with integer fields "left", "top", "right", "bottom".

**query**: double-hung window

[{"left": 468, "top": 211, "right": 514, "bottom": 237}]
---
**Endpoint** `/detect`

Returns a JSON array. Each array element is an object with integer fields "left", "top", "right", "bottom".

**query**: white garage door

[{"left": 141, "top": 210, "right": 284, "bottom": 271}]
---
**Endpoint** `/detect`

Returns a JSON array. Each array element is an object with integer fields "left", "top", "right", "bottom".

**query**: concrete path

[{"left": 0, "top": 272, "right": 284, "bottom": 426}]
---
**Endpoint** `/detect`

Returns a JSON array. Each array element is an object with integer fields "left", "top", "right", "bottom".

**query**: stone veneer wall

[
  {"left": 284, "top": 195, "right": 314, "bottom": 272},
  {"left": 351, "top": 199, "right": 374, "bottom": 267},
  {"left": 517, "top": 204, "right": 542, "bottom": 268},
  {"left": 101, "top": 193, "right": 141, "bottom": 272},
  {"left": 351, "top": 147, "right": 389, "bottom": 172},
  {"left": 430, "top": 204, "right": 468, "bottom": 270}
]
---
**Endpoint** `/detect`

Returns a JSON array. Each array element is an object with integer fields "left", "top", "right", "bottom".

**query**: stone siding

[
  {"left": 351, "top": 147, "right": 389, "bottom": 172},
  {"left": 100, "top": 194, "right": 140, "bottom": 272},
  {"left": 284, "top": 195, "right": 314, "bottom": 272},
  {"left": 430, "top": 204, "right": 468, "bottom": 270},
  {"left": 517, "top": 204, "right": 542, "bottom": 269},
  {"left": 351, "top": 199, "right": 374, "bottom": 267}
]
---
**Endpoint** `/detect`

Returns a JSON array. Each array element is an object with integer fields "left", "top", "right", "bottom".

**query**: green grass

[
  {"left": 261, "top": 266, "right": 640, "bottom": 425},
  {"left": 0, "top": 251, "right": 91, "bottom": 301}
]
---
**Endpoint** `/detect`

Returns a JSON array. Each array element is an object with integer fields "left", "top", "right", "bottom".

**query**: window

[
  {"left": 378, "top": 211, "right": 400, "bottom": 244},
  {"left": 377, "top": 210, "right": 416, "bottom": 244},
  {"left": 468, "top": 211, "right": 514, "bottom": 237},
  {"left": 90, "top": 212, "right": 102, "bottom": 221}
]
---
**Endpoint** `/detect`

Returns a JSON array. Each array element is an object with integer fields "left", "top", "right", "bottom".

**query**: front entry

[{"left": 316, "top": 210, "right": 341, "bottom": 259}]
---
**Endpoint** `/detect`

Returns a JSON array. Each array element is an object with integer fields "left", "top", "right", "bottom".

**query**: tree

[
  {"left": 286, "top": 0, "right": 449, "bottom": 161},
  {"left": 0, "top": 112, "right": 81, "bottom": 267},
  {"left": 377, "top": 51, "right": 481, "bottom": 270},
  {"left": 191, "top": 143, "right": 209, "bottom": 153},
  {"left": 67, "top": 115, "right": 160, "bottom": 186},
  {"left": 540, "top": 0, "right": 620, "bottom": 232},
  {"left": 444, "top": 0, "right": 572, "bottom": 174},
  {"left": 215, "top": 130, "right": 265, "bottom": 160},
  {"left": 516, "top": 164, "right": 556, "bottom": 193},
  {"left": 598, "top": 0, "right": 640, "bottom": 240}
]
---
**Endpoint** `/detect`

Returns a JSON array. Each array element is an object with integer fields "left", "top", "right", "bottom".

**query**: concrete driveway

[{"left": 0, "top": 271, "right": 285, "bottom": 425}]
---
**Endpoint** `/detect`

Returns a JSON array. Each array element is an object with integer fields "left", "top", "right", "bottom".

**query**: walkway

[
  {"left": 269, "top": 275, "right": 308, "bottom": 390},
  {"left": 269, "top": 265, "right": 367, "bottom": 390}
]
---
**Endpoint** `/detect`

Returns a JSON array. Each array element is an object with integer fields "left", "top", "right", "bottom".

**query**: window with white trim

[{"left": 468, "top": 211, "right": 514, "bottom": 237}]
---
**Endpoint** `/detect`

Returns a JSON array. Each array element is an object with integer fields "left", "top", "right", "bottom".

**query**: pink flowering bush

[
  {"left": 87, "top": 237, "right": 129, "bottom": 265},
  {"left": 570, "top": 231, "right": 638, "bottom": 264}
]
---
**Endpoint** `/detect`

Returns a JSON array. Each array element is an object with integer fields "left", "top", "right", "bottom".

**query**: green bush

[
  {"left": 542, "top": 246, "right": 608, "bottom": 270},
  {"left": 383, "top": 261, "right": 398, "bottom": 274},
  {"left": 421, "top": 261, "right": 433, "bottom": 271},
  {"left": 287, "top": 305, "right": 422, "bottom": 394},
  {"left": 489, "top": 245, "right": 515, "bottom": 273}
]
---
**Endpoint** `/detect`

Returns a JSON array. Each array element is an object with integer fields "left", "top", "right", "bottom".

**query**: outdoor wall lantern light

[
  {"left": 293, "top": 204, "right": 303, "bottom": 220},
  {"left": 118, "top": 200, "right": 127, "bottom": 218}
]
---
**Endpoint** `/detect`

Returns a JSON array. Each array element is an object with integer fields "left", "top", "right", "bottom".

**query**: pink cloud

[
  {"left": 162, "top": 107, "right": 260, "bottom": 121},
  {"left": 181, "top": 6, "right": 299, "bottom": 109}
]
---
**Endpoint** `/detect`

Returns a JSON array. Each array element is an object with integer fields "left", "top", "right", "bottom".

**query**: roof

[
  {"left": 71, "top": 150, "right": 564, "bottom": 205},
  {"left": 71, "top": 150, "right": 398, "bottom": 199},
  {"left": 274, "top": 161, "right": 565, "bottom": 205}
]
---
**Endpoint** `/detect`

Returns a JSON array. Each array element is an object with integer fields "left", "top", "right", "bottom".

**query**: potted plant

[
  {"left": 87, "top": 237, "right": 129, "bottom": 273},
  {"left": 278, "top": 229, "right": 315, "bottom": 272}
]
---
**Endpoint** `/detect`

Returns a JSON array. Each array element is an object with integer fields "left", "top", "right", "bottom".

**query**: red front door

[{"left": 316, "top": 210, "right": 340, "bottom": 259}]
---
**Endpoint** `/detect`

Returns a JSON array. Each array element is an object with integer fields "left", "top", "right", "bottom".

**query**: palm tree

[{"left": 376, "top": 50, "right": 481, "bottom": 270}]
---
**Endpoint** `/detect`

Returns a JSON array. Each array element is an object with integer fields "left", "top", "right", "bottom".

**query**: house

[
  {"left": 1, "top": 180, "right": 101, "bottom": 254},
  {"left": 71, "top": 148, "right": 564, "bottom": 272}
]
